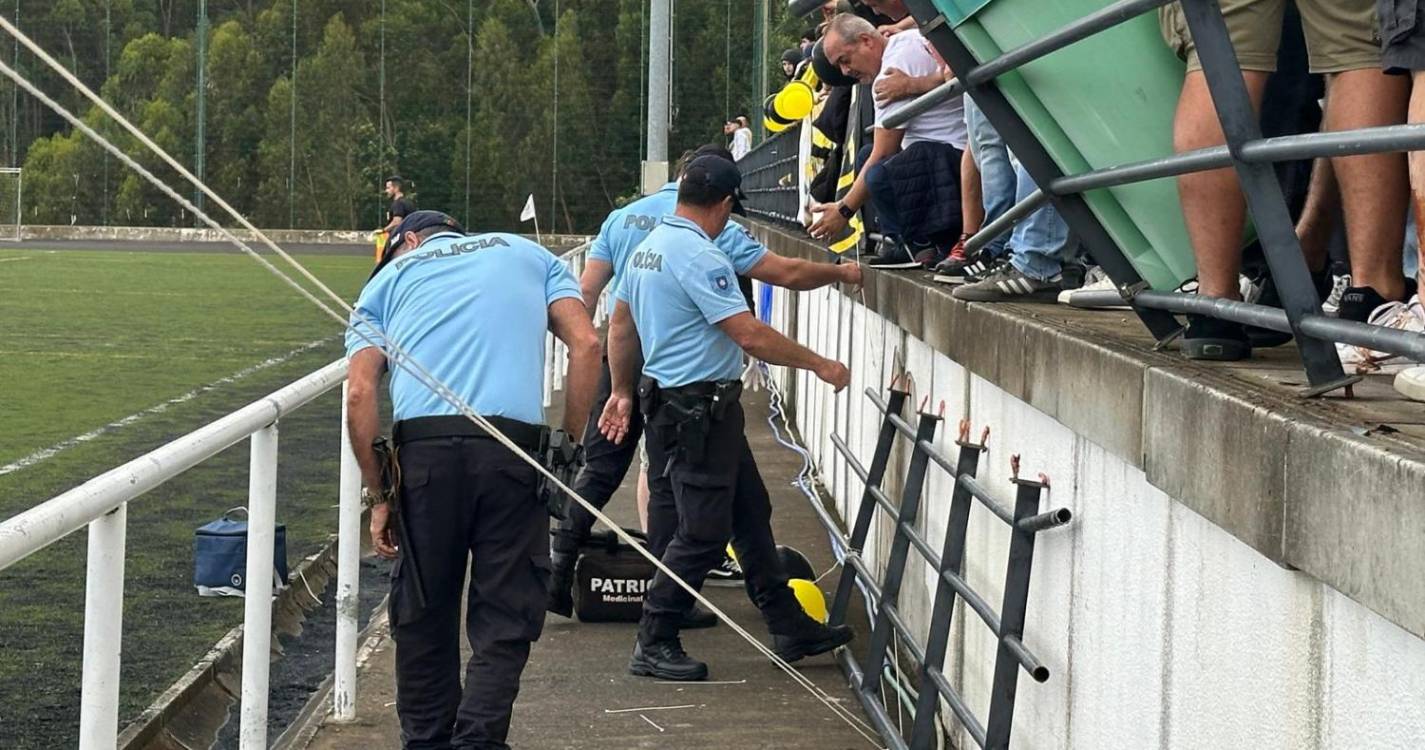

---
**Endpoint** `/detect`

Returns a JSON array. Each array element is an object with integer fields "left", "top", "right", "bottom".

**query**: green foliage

[{"left": 8, "top": 0, "right": 803, "bottom": 232}]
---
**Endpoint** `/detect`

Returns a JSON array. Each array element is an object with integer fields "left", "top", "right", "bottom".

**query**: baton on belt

[{"left": 372, "top": 437, "right": 428, "bottom": 611}]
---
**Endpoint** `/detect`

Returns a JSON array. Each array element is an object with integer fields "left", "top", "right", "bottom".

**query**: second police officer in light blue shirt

[
  {"left": 548, "top": 146, "right": 863, "bottom": 619},
  {"left": 598, "top": 155, "right": 857, "bottom": 680}
]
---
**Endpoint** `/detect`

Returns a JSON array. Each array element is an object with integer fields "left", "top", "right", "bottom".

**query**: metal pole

[
  {"left": 464, "top": 0, "right": 472, "bottom": 226},
  {"left": 194, "top": 0, "right": 208, "bottom": 219},
  {"left": 103, "top": 0, "right": 112, "bottom": 223},
  {"left": 289, "top": 0, "right": 297, "bottom": 228},
  {"left": 753, "top": 0, "right": 768, "bottom": 141},
  {"left": 646, "top": 0, "right": 671, "bottom": 173},
  {"left": 77, "top": 504, "right": 127, "bottom": 750},
  {"left": 240, "top": 423, "right": 279, "bottom": 750},
  {"left": 333, "top": 386, "right": 361, "bottom": 722},
  {"left": 8, "top": 0, "right": 19, "bottom": 169},
  {"left": 551, "top": 0, "right": 561, "bottom": 228}
]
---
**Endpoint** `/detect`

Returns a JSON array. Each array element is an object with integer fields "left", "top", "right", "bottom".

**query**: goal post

[{"left": 0, "top": 168, "right": 19, "bottom": 242}]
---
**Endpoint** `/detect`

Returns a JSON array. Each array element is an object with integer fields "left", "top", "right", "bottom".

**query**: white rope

[{"left": 0, "top": 20, "right": 882, "bottom": 747}]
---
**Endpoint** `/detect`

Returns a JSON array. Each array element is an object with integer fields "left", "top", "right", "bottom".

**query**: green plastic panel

[{"left": 934, "top": 0, "right": 1196, "bottom": 290}]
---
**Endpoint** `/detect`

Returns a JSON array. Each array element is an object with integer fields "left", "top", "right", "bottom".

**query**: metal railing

[
  {"left": 739, "top": 122, "right": 804, "bottom": 226},
  {"left": 0, "top": 359, "right": 358, "bottom": 749},
  {"left": 818, "top": 385, "right": 1072, "bottom": 749},
  {"left": 749, "top": 0, "right": 1425, "bottom": 395}
]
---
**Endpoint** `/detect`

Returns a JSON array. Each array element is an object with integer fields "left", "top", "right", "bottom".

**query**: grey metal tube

[
  {"left": 942, "top": 566, "right": 1002, "bottom": 635},
  {"left": 1052, "top": 124, "right": 1425, "bottom": 197},
  {"left": 957, "top": 475, "right": 1017, "bottom": 526},
  {"left": 965, "top": 189, "right": 1048, "bottom": 252},
  {"left": 884, "top": 602, "right": 929, "bottom": 665},
  {"left": 926, "top": 666, "right": 989, "bottom": 748},
  {"left": 1016, "top": 507, "right": 1074, "bottom": 534},
  {"left": 1004, "top": 635, "right": 1051, "bottom": 683},
  {"left": 902, "top": 519, "right": 943, "bottom": 571},
  {"left": 832, "top": 434, "right": 871, "bottom": 483},
  {"left": 837, "top": 650, "right": 912, "bottom": 750},
  {"left": 1134, "top": 290, "right": 1291, "bottom": 332},
  {"left": 1300, "top": 313, "right": 1425, "bottom": 362},
  {"left": 846, "top": 554, "right": 885, "bottom": 602},
  {"left": 887, "top": 411, "right": 920, "bottom": 442},
  {"left": 881, "top": 77, "right": 965, "bottom": 130},
  {"left": 883, "top": 0, "right": 1172, "bottom": 130}
]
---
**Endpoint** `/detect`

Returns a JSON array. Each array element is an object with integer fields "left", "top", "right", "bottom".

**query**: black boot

[
  {"left": 679, "top": 603, "right": 720, "bottom": 630},
  {"left": 629, "top": 638, "right": 709, "bottom": 681},
  {"left": 772, "top": 617, "right": 855, "bottom": 663},
  {"left": 545, "top": 549, "right": 576, "bottom": 618}
]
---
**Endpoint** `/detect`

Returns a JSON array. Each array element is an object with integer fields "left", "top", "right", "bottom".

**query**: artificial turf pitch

[{"left": 0, "top": 247, "right": 373, "bottom": 748}]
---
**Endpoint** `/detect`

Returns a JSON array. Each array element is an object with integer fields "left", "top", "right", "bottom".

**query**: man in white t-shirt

[
  {"left": 808, "top": 12, "right": 966, "bottom": 270},
  {"left": 726, "top": 118, "right": 753, "bottom": 161}
]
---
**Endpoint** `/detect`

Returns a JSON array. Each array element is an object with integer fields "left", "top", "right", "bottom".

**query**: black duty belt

[{"left": 392, "top": 414, "right": 547, "bottom": 451}]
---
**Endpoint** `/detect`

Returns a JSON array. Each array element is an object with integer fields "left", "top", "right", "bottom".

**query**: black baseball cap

[
  {"left": 694, "top": 143, "right": 738, "bottom": 164},
  {"left": 371, "top": 210, "right": 465, "bottom": 278},
  {"left": 682, "top": 154, "right": 747, "bottom": 216}
]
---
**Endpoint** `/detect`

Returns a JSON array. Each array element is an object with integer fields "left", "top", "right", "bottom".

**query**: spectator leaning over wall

[
  {"left": 809, "top": 13, "right": 967, "bottom": 271},
  {"left": 1159, "top": 0, "right": 1412, "bottom": 362},
  {"left": 1367, "top": 0, "right": 1425, "bottom": 400}
]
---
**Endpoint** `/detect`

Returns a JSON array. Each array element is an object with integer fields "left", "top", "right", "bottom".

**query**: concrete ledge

[{"left": 746, "top": 218, "right": 1425, "bottom": 641}]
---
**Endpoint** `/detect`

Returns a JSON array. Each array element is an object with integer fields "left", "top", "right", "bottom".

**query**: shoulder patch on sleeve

[{"left": 706, "top": 268, "right": 736, "bottom": 296}]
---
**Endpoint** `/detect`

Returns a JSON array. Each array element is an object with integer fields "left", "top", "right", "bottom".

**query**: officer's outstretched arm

[
  {"left": 548, "top": 297, "right": 602, "bottom": 435},
  {"left": 719, "top": 312, "right": 850, "bottom": 393},
  {"left": 579, "top": 259, "right": 614, "bottom": 317},
  {"left": 599, "top": 301, "right": 643, "bottom": 444},
  {"left": 746, "top": 251, "right": 862, "bottom": 291}
]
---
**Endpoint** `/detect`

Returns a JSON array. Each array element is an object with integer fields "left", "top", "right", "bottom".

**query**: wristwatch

[
  {"left": 837, "top": 202, "right": 856, "bottom": 219},
  {"left": 361, "top": 486, "right": 388, "bottom": 510}
]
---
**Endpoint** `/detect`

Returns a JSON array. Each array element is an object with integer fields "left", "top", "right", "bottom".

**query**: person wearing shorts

[
  {"left": 1377, "top": 0, "right": 1425, "bottom": 398},
  {"left": 1159, "top": 0, "right": 1412, "bottom": 361}
]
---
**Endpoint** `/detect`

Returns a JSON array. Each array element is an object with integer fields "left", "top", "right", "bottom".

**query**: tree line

[{"left": 2, "top": 0, "right": 800, "bottom": 233}]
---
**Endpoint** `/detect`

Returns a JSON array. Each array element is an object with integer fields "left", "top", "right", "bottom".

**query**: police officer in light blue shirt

[
  {"left": 598, "top": 156, "right": 856, "bottom": 681},
  {"left": 548, "top": 147, "right": 862, "bottom": 619},
  {"left": 345, "top": 210, "right": 600, "bottom": 749}
]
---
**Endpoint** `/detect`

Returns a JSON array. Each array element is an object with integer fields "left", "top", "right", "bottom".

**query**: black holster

[
  {"left": 642, "top": 377, "right": 743, "bottom": 471},
  {"left": 373, "top": 436, "right": 428, "bottom": 611}
]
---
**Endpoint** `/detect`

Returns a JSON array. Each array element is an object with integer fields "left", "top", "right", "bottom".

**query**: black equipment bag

[{"left": 573, "top": 528, "right": 656, "bottom": 622}]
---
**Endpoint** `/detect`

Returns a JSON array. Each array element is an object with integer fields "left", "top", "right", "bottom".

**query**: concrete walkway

[{"left": 301, "top": 390, "right": 876, "bottom": 750}]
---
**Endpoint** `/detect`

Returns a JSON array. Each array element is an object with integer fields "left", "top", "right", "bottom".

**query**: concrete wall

[{"left": 749, "top": 226, "right": 1425, "bottom": 748}]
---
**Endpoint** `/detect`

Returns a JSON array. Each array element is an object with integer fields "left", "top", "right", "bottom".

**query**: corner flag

[{"left": 520, "top": 194, "right": 537, "bottom": 223}]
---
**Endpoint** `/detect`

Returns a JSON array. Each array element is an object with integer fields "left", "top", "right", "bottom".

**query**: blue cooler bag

[{"left": 194, "top": 507, "right": 289, "bottom": 597}]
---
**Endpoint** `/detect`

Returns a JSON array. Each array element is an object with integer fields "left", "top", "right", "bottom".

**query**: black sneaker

[
  {"left": 1338, "top": 279, "right": 1418, "bottom": 323},
  {"left": 679, "top": 603, "right": 720, "bottom": 630},
  {"left": 772, "top": 617, "right": 855, "bottom": 663},
  {"left": 867, "top": 238, "right": 921, "bottom": 270},
  {"left": 705, "top": 553, "right": 745, "bottom": 587},
  {"left": 1182, "top": 314, "right": 1251, "bottom": 361},
  {"left": 630, "top": 638, "right": 709, "bottom": 681},
  {"left": 545, "top": 550, "right": 577, "bottom": 618},
  {"left": 951, "top": 263, "right": 1061, "bottom": 302}
]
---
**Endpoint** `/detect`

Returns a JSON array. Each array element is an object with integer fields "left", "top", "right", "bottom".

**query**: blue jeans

[{"left": 965, "top": 97, "right": 1069, "bottom": 281}]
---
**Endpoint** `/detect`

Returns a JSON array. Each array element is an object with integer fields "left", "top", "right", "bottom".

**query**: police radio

[{"left": 540, "top": 429, "right": 584, "bottom": 519}]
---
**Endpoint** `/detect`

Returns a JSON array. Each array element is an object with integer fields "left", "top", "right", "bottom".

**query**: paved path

[{"left": 303, "top": 390, "right": 876, "bottom": 750}]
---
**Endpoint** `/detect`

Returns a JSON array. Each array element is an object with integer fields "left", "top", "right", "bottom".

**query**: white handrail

[
  {"left": 0, "top": 359, "right": 348, "bottom": 570},
  {"left": 0, "top": 358, "right": 352, "bottom": 749}
]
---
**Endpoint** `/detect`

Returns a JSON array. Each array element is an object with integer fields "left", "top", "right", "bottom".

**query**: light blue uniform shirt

[
  {"left": 615, "top": 216, "right": 750, "bottom": 388},
  {"left": 346, "top": 232, "right": 581, "bottom": 424},
  {"left": 590, "top": 182, "right": 770, "bottom": 313}
]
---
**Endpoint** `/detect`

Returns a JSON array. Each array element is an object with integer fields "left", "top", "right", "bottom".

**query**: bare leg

[
  {"left": 1409, "top": 71, "right": 1425, "bottom": 290},
  {"left": 1173, "top": 70, "right": 1270, "bottom": 299},
  {"left": 1325, "top": 68, "right": 1410, "bottom": 299},
  {"left": 636, "top": 466, "right": 650, "bottom": 533},
  {"left": 1295, "top": 157, "right": 1339, "bottom": 272},
  {"left": 961, "top": 148, "right": 984, "bottom": 235}
]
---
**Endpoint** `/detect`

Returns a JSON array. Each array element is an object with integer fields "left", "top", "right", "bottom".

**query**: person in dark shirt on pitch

[{"left": 380, "top": 176, "right": 415, "bottom": 238}]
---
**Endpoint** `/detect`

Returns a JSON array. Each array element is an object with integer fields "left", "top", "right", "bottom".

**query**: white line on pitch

[{"left": 0, "top": 335, "right": 337, "bottom": 477}]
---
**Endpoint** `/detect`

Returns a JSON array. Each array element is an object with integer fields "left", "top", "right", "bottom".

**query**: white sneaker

[
  {"left": 1057, "top": 267, "right": 1128, "bottom": 309},
  {"left": 1337, "top": 295, "right": 1425, "bottom": 374},
  {"left": 1397, "top": 365, "right": 1425, "bottom": 402}
]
